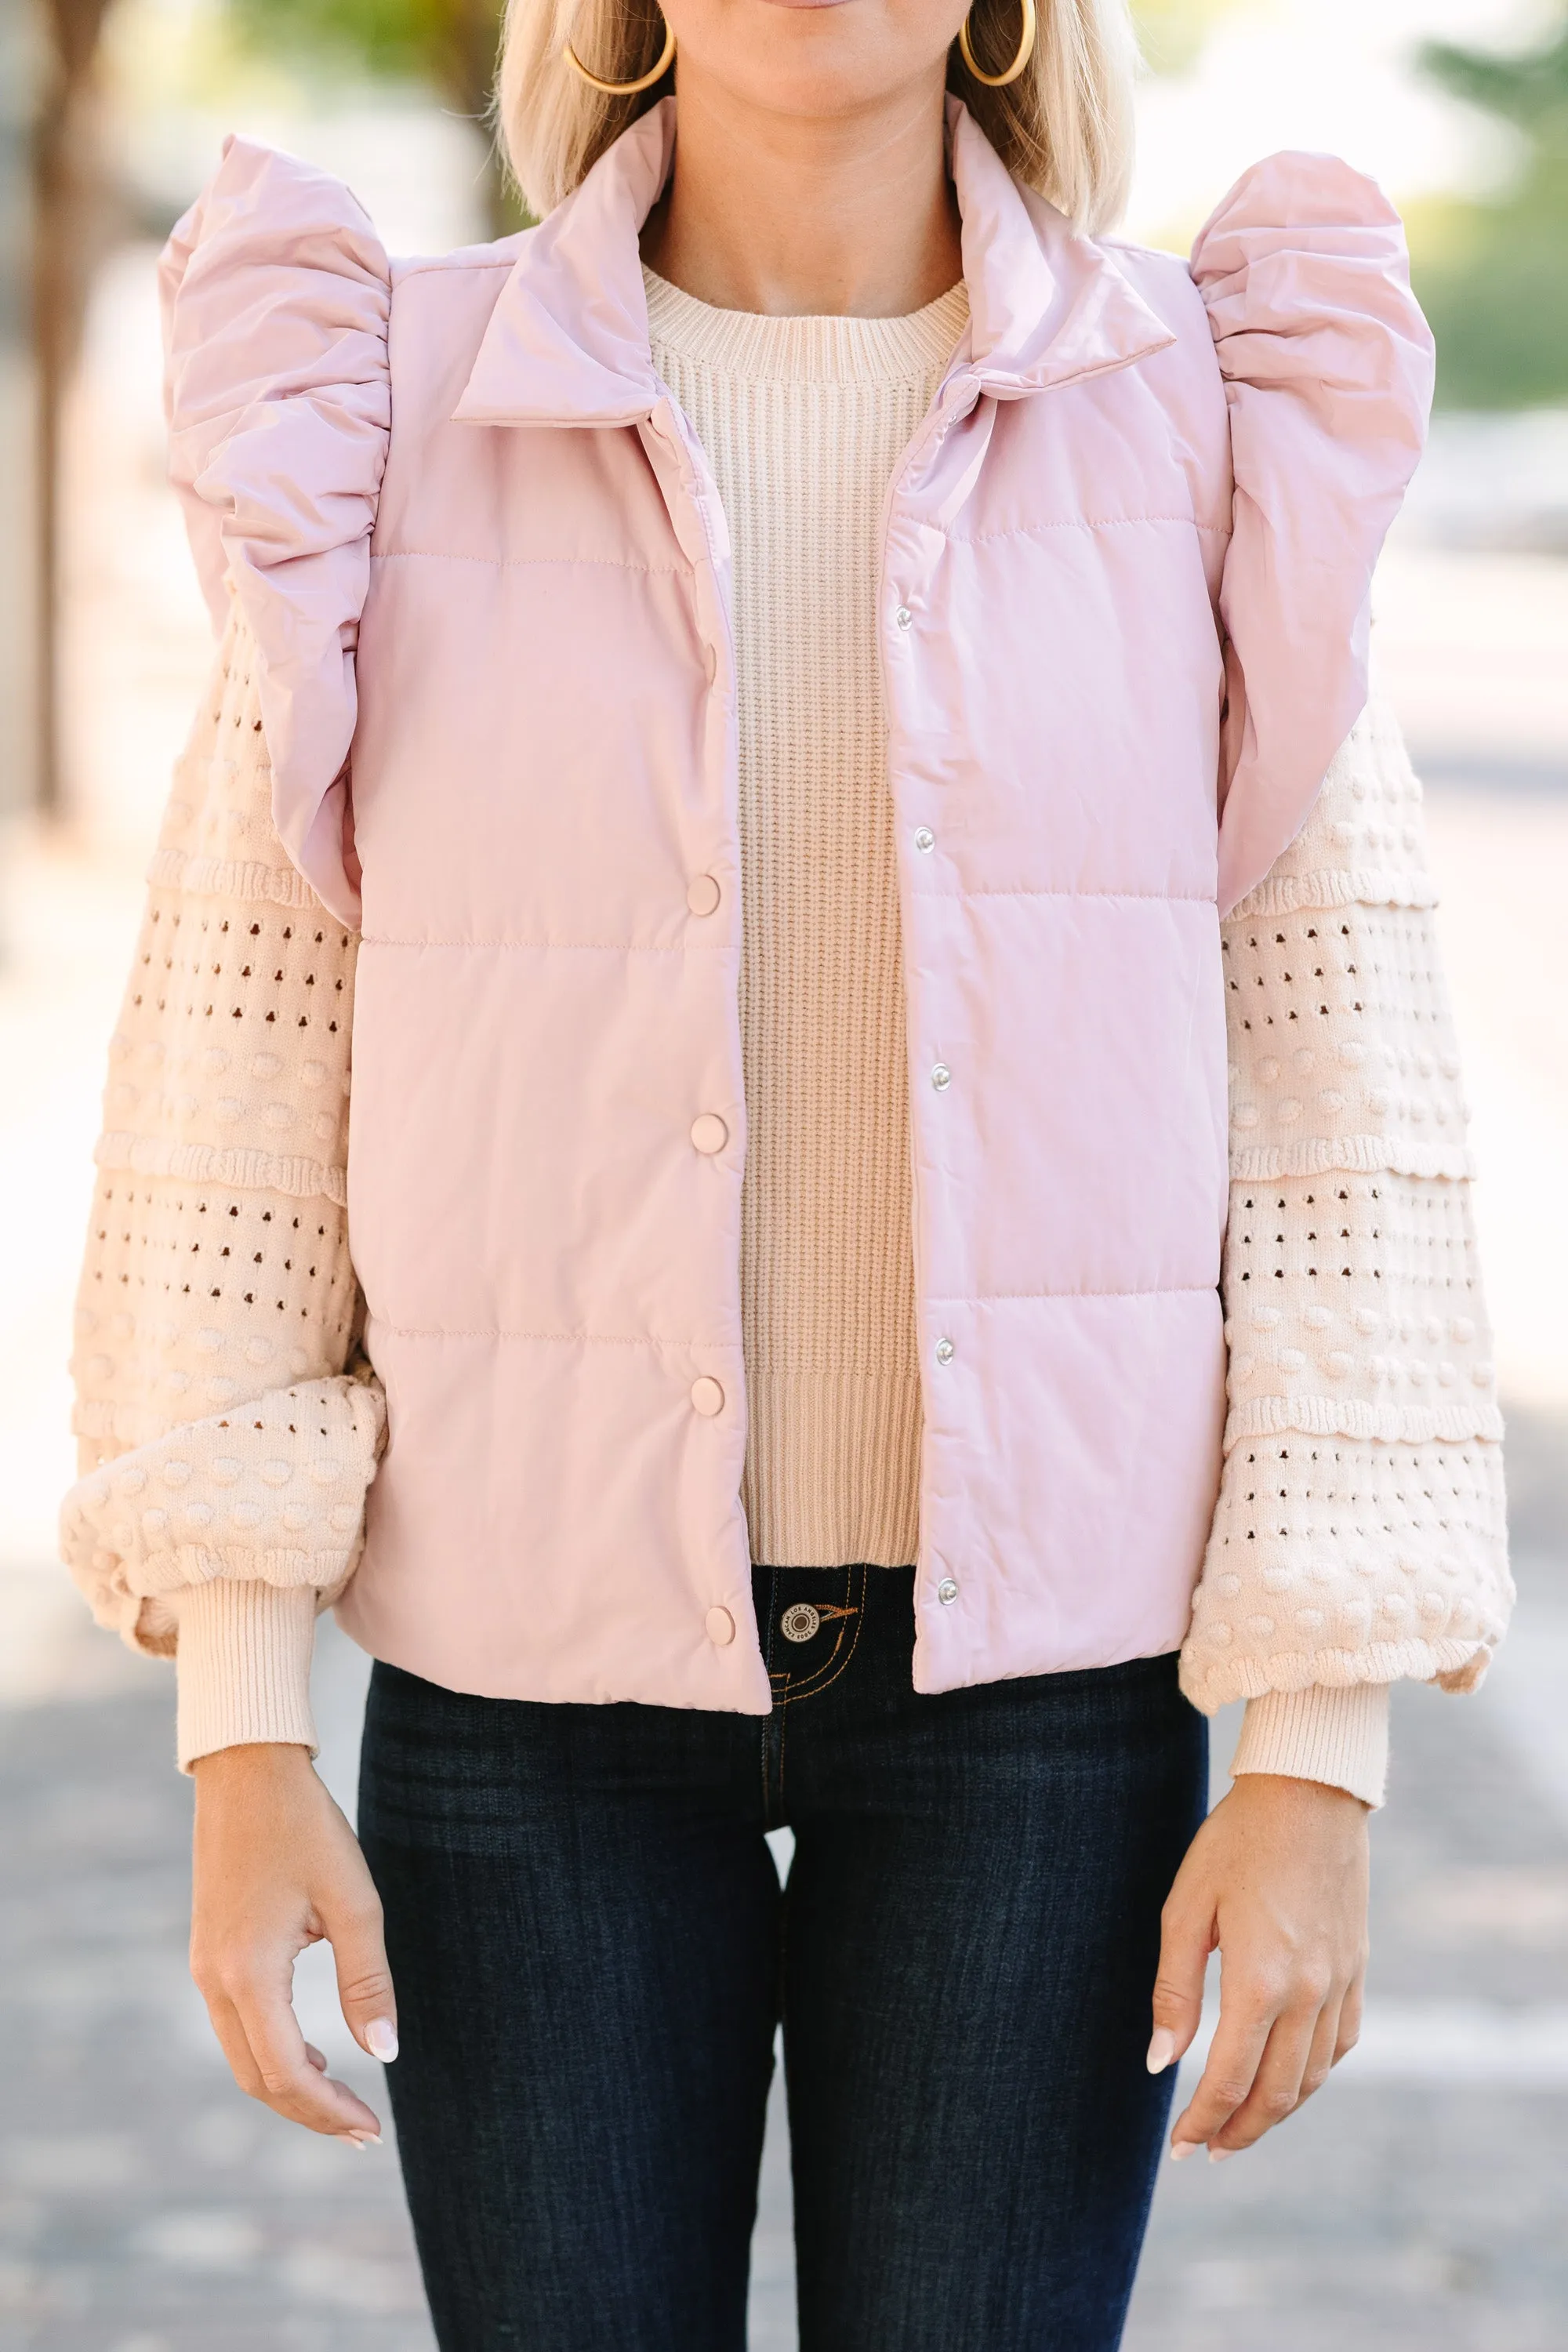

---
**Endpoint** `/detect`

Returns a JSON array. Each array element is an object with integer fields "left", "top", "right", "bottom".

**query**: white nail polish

[
  {"left": 1169, "top": 2140, "right": 1200, "bottom": 2162},
  {"left": 1146, "top": 2027, "right": 1178, "bottom": 2074},
  {"left": 365, "top": 2019, "right": 399, "bottom": 2063},
  {"left": 1209, "top": 2144, "right": 1237, "bottom": 2164}
]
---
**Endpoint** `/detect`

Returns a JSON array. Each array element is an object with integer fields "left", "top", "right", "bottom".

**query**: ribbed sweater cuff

[
  {"left": 172, "top": 1581, "right": 319, "bottom": 1772},
  {"left": 1231, "top": 1683, "right": 1390, "bottom": 1809}
]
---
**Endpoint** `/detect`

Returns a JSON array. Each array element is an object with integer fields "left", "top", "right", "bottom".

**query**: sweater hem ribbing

[{"left": 742, "top": 1369, "right": 923, "bottom": 1570}]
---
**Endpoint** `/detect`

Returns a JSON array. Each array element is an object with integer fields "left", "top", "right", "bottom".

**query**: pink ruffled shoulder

[
  {"left": 160, "top": 136, "right": 391, "bottom": 925},
  {"left": 1189, "top": 152, "right": 1435, "bottom": 912}
]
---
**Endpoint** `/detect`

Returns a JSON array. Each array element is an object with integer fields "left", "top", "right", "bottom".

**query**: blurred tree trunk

[{"left": 31, "top": 0, "right": 117, "bottom": 815}]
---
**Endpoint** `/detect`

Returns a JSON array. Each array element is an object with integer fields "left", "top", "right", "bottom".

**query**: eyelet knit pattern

[
  {"left": 60, "top": 611, "right": 380, "bottom": 1699},
  {"left": 1182, "top": 689, "right": 1512, "bottom": 1717},
  {"left": 73, "top": 1181, "right": 360, "bottom": 1455},
  {"left": 1226, "top": 902, "right": 1471, "bottom": 1182},
  {"left": 96, "top": 615, "right": 354, "bottom": 1204},
  {"left": 1222, "top": 1171, "right": 1497, "bottom": 1442}
]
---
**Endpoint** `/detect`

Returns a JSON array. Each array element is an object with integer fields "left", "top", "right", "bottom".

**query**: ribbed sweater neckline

[{"left": 642, "top": 264, "right": 970, "bottom": 385}]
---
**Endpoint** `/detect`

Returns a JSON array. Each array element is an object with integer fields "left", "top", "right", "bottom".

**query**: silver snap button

[
  {"left": 931, "top": 1063, "right": 951, "bottom": 1091},
  {"left": 935, "top": 1337, "right": 955, "bottom": 1367},
  {"left": 895, "top": 605, "right": 913, "bottom": 632},
  {"left": 781, "top": 1602, "right": 821, "bottom": 1643},
  {"left": 937, "top": 1577, "right": 960, "bottom": 1606},
  {"left": 914, "top": 826, "right": 935, "bottom": 854}
]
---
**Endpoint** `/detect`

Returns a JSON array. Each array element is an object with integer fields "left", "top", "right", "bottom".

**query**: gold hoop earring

[
  {"left": 563, "top": 8, "right": 676, "bottom": 95},
  {"left": 958, "top": 0, "right": 1037, "bottom": 88}
]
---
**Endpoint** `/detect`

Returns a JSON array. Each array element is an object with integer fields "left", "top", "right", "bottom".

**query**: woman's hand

[
  {"left": 1149, "top": 1772, "right": 1370, "bottom": 2161},
  {"left": 190, "top": 1742, "right": 397, "bottom": 2144}
]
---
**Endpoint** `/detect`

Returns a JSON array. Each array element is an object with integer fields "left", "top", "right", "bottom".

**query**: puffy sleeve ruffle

[
  {"left": 159, "top": 135, "right": 390, "bottom": 926},
  {"left": 1190, "top": 152, "right": 1435, "bottom": 914}
]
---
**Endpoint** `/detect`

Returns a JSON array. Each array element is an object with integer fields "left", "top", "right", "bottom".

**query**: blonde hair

[{"left": 498, "top": 0, "right": 1138, "bottom": 232}]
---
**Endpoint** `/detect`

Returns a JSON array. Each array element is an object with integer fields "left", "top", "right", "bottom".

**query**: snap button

[
  {"left": 706, "top": 1605, "right": 736, "bottom": 1646},
  {"left": 690, "top": 1376, "right": 725, "bottom": 1417},
  {"left": 937, "top": 1577, "right": 960, "bottom": 1606},
  {"left": 934, "top": 1337, "right": 955, "bottom": 1367},
  {"left": 914, "top": 826, "right": 935, "bottom": 854},
  {"left": 690, "top": 1113, "right": 728, "bottom": 1155},
  {"left": 931, "top": 1063, "right": 951, "bottom": 1091},
  {"left": 894, "top": 605, "right": 913, "bottom": 632},
  {"left": 687, "top": 873, "right": 722, "bottom": 917},
  {"left": 781, "top": 1602, "right": 820, "bottom": 1643}
]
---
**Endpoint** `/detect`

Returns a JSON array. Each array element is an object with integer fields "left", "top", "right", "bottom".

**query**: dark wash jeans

[{"left": 358, "top": 1564, "right": 1208, "bottom": 2352}]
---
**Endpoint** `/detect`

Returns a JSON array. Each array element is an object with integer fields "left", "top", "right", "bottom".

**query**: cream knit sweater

[
  {"left": 645, "top": 269, "right": 967, "bottom": 1570},
  {"left": 61, "top": 277, "right": 1511, "bottom": 1806}
]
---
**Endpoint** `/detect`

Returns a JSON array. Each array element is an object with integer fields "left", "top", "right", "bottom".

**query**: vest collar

[{"left": 452, "top": 96, "right": 1173, "bottom": 429}]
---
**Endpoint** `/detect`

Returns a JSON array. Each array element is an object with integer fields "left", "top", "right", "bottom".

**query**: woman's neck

[{"left": 639, "top": 67, "right": 962, "bottom": 319}]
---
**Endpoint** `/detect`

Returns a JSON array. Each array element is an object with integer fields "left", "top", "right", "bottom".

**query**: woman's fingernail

[
  {"left": 336, "top": 2133, "right": 368, "bottom": 2151},
  {"left": 1208, "top": 2144, "right": 1237, "bottom": 2163},
  {"left": 364, "top": 2020, "right": 399, "bottom": 2062},
  {"left": 1170, "top": 2140, "right": 1201, "bottom": 2162},
  {"left": 1146, "top": 2027, "right": 1178, "bottom": 2074}
]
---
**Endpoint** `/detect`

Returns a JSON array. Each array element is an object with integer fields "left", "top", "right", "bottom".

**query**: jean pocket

[{"left": 765, "top": 1564, "right": 867, "bottom": 1704}]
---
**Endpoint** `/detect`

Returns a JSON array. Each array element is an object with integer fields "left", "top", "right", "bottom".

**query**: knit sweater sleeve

[
  {"left": 1185, "top": 684, "right": 1513, "bottom": 1805},
  {"left": 59, "top": 606, "right": 384, "bottom": 1769}
]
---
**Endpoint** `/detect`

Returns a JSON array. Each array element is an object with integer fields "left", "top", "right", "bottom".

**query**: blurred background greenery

[{"left": 1412, "top": 13, "right": 1568, "bottom": 407}]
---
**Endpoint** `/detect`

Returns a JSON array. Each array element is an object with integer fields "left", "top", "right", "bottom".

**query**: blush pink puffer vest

[{"left": 159, "top": 99, "right": 1433, "bottom": 1713}]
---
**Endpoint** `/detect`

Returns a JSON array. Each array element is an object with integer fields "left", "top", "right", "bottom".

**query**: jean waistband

[{"left": 752, "top": 1561, "right": 909, "bottom": 1708}]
